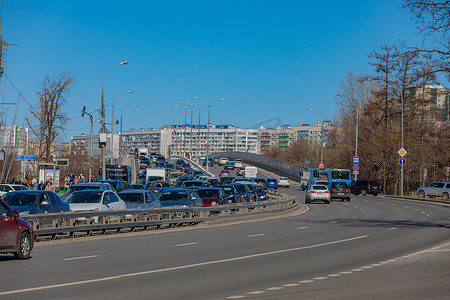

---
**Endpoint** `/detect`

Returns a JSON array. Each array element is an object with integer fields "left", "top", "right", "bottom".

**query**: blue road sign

[
  {"left": 15, "top": 155, "right": 25, "bottom": 159},
  {"left": 353, "top": 156, "right": 359, "bottom": 164},
  {"left": 399, "top": 158, "right": 406, "bottom": 166},
  {"left": 305, "top": 160, "right": 311, "bottom": 165},
  {"left": 25, "top": 155, "right": 35, "bottom": 160},
  {"left": 352, "top": 164, "right": 359, "bottom": 171}
]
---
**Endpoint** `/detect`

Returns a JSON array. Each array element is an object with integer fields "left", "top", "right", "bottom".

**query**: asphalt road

[{"left": 1, "top": 163, "right": 449, "bottom": 299}]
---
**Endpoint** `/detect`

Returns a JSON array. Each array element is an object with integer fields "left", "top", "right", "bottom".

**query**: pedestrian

[
  {"left": 64, "top": 175, "right": 70, "bottom": 188},
  {"left": 37, "top": 180, "right": 44, "bottom": 190},
  {"left": 73, "top": 176, "right": 79, "bottom": 184},
  {"left": 69, "top": 173, "right": 74, "bottom": 184},
  {"left": 80, "top": 174, "right": 85, "bottom": 183},
  {"left": 32, "top": 178, "right": 38, "bottom": 190},
  {"left": 10, "top": 177, "right": 16, "bottom": 184},
  {"left": 44, "top": 180, "right": 53, "bottom": 191}
]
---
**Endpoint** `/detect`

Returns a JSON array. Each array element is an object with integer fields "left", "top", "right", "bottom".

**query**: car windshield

[
  {"left": 158, "top": 191, "right": 189, "bottom": 201},
  {"left": 267, "top": 179, "right": 276, "bottom": 183},
  {"left": 279, "top": 177, "right": 288, "bottom": 181},
  {"left": 233, "top": 185, "right": 247, "bottom": 194},
  {"left": 14, "top": 185, "right": 29, "bottom": 191},
  {"left": 253, "top": 186, "right": 264, "bottom": 193},
  {"left": 64, "top": 185, "right": 101, "bottom": 196},
  {"left": 222, "top": 187, "right": 234, "bottom": 195},
  {"left": 154, "top": 182, "right": 170, "bottom": 187},
  {"left": 119, "top": 193, "right": 144, "bottom": 203},
  {"left": 66, "top": 191, "right": 103, "bottom": 203},
  {"left": 312, "top": 185, "right": 327, "bottom": 190},
  {"left": 4, "top": 192, "right": 38, "bottom": 206},
  {"left": 254, "top": 179, "right": 265, "bottom": 183},
  {"left": 197, "top": 189, "right": 219, "bottom": 198},
  {"left": 184, "top": 181, "right": 203, "bottom": 187},
  {"left": 332, "top": 183, "right": 348, "bottom": 188}
]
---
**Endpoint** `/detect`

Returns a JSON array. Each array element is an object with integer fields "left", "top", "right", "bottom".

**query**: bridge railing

[{"left": 215, "top": 151, "right": 303, "bottom": 182}]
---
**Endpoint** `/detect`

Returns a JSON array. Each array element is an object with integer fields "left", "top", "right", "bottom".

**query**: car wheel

[
  {"left": 15, "top": 232, "right": 32, "bottom": 260},
  {"left": 361, "top": 190, "right": 367, "bottom": 196},
  {"left": 347, "top": 198, "right": 351, "bottom": 201},
  {"left": 443, "top": 192, "right": 449, "bottom": 200},
  {"left": 418, "top": 190, "right": 425, "bottom": 198},
  {"left": 326, "top": 201, "right": 331, "bottom": 204}
]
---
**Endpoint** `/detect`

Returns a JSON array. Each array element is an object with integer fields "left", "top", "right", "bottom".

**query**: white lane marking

[
  {"left": 329, "top": 221, "right": 337, "bottom": 224},
  {"left": 299, "top": 280, "right": 314, "bottom": 283},
  {"left": 283, "top": 283, "right": 299, "bottom": 287},
  {"left": 362, "top": 266, "right": 373, "bottom": 269},
  {"left": 297, "top": 226, "right": 309, "bottom": 230},
  {"left": 340, "top": 271, "right": 352, "bottom": 274},
  {"left": 351, "top": 268, "right": 364, "bottom": 272},
  {"left": 247, "top": 291, "right": 265, "bottom": 295},
  {"left": 266, "top": 287, "right": 283, "bottom": 291},
  {"left": 389, "top": 227, "right": 397, "bottom": 230},
  {"left": 0, "top": 235, "right": 368, "bottom": 296},
  {"left": 328, "top": 274, "right": 341, "bottom": 277},
  {"left": 248, "top": 234, "right": 264, "bottom": 238},
  {"left": 414, "top": 209, "right": 418, "bottom": 211},
  {"left": 174, "top": 242, "right": 198, "bottom": 247},
  {"left": 314, "top": 277, "right": 327, "bottom": 280},
  {"left": 227, "top": 296, "right": 245, "bottom": 299},
  {"left": 351, "top": 217, "right": 357, "bottom": 219},
  {"left": 63, "top": 255, "right": 100, "bottom": 261},
  {"left": 404, "top": 206, "right": 409, "bottom": 208},
  {"left": 371, "top": 263, "right": 382, "bottom": 267}
]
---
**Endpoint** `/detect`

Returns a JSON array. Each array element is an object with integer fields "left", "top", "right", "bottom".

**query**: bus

[
  {"left": 100, "top": 164, "right": 133, "bottom": 183},
  {"left": 300, "top": 168, "right": 330, "bottom": 190},
  {"left": 329, "top": 168, "right": 351, "bottom": 185}
]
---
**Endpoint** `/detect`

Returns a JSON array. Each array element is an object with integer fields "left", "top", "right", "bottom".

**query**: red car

[
  {"left": 196, "top": 188, "right": 229, "bottom": 207},
  {"left": 0, "top": 198, "right": 34, "bottom": 259},
  {"left": 220, "top": 170, "right": 231, "bottom": 177}
]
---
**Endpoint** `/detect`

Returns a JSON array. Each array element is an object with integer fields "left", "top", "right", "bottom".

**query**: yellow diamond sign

[{"left": 398, "top": 148, "right": 407, "bottom": 157}]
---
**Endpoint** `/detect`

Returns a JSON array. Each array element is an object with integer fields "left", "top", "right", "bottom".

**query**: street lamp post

[
  {"left": 194, "top": 97, "right": 226, "bottom": 170},
  {"left": 188, "top": 104, "right": 197, "bottom": 160},
  {"left": 119, "top": 104, "right": 138, "bottom": 164},
  {"left": 111, "top": 90, "right": 132, "bottom": 165},
  {"left": 177, "top": 102, "right": 192, "bottom": 158},
  {"left": 101, "top": 60, "right": 128, "bottom": 180},
  {"left": 307, "top": 108, "right": 324, "bottom": 165},
  {"left": 82, "top": 109, "right": 94, "bottom": 182}
]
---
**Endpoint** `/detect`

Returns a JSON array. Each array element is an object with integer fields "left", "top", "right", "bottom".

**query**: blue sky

[{"left": 2, "top": 1, "right": 422, "bottom": 141}]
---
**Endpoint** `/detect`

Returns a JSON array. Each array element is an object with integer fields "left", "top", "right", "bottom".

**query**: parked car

[
  {"left": 220, "top": 170, "right": 231, "bottom": 177},
  {"left": 118, "top": 189, "right": 161, "bottom": 209},
  {"left": 277, "top": 177, "right": 290, "bottom": 188},
  {"left": 3, "top": 190, "right": 70, "bottom": 215},
  {"left": 349, "top": 180, "right": 380, "bottom": 196},
  {"left": 65, "top": 190, "right": 126, "bottom": 212},
  {"left": 219, "top": 158, "right": 228, "bottom": 165},
  {"left": 305, "top": 185, "right": 331, "bottom": 204},
  {"left": 0, "top": 184, "right": 30, "bottom": 197},
  {"left": 236, "top": 167, "right": 245, "bottom": 176},
  {"left": 157, "top": 188, "right": 203, "bottom": 208},
  {"left": 329, "top": 182, "right": 351, "bottom": 201},
  {"left": 196, "top": 188, "right": 229, "bottom": 206},
  {"left": 234, "top": 159, "right": 243, "bottom": 168},
  {"left": 0, "top": 198, "right": 34, "bottom": 259},
  {"left": 252, "top": 178, "right": 268, "bottom": 189},
  {"left": 266, "top": 178, "right": 278, "bottom": 189},
  {"left": 145, "top": 181, "right": 171, "bottom": 195},
  {"left": 92, "top": 180, "right": 130, "bottom": 193},
  {"left": 62, "top": 182, "right": 112, "bottom": 200},
  {"left": 224, "top": 162, "right": 235, "bottom": 170},
  {"left": 416, "top": 182, "right": 450, "bottom": 199}
]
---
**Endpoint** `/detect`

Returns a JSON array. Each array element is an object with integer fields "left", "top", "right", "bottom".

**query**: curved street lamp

[
  {"left": 101, "top": 60, "right": 128, "bottom": 179},
  {"left": 307, "top": 108, "right": 324, "bottom": 165},
  {"left": 111, "top": 90, "right": 133, "bottom": 164},
  {"left": 119, "top": 104, "right": 138, "bottom": 163}
]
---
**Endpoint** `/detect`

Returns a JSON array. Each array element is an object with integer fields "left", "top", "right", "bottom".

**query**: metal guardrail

[{"left": 23, "top": 192, "right": 297, "bottom": 240}]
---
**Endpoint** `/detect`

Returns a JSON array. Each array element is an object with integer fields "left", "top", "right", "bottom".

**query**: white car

[
  {"left": 219, "top": 158, "right": 228, "bottom": 165},
  {"left": 234, "top": 159, "right": 243, "bottom": 168},
  {"left": 305, "top": 185, "right": 331, "bottom": 204},
  {"left": 277, "top": 177, "right": 290, "bottom": 188},
  {"left": 0, "top": 184, "right": 30, "bottom": 197},
  {"left": 66, "top": 190, "right": 126, "bottom": 213}
]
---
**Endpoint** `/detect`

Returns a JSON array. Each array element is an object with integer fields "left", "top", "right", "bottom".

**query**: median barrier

[{"left": 23, "top": 193, "right": 297, "bottom": 240}]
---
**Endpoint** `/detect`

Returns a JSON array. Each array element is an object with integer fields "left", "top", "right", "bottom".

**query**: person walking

[
  {"left": 44, "top": 180, "right": 53, "bottom": 191},
  {"left": 73, "top": 176, "right": 79, "bottom": 184},
  {"left": 32, "top": 178, "right": 38, "bottom": 190}
]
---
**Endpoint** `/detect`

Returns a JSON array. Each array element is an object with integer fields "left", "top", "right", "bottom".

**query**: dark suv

[
  {"left": 93, "top": 180, "right": 130, "bottom": 193},
  {"left": 349, "top": 180, "right": 380, "bottom": 196}
]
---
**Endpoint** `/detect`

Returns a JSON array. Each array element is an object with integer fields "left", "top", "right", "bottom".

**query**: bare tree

[{"left": 27, "top": 73, "right": 75, "bottom": 163}]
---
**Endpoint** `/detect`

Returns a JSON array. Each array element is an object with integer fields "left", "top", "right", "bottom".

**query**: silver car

[
  {"left": 416, "top": 182, "right": 450, "bottom": 199},
  {"left": 305, "top": 185, "right": 331, "bottom": 204}
]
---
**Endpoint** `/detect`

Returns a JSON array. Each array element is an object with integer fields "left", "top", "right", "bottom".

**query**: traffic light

[{"left": 81, "top": 105, "right": 86, "bottom": 117}]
